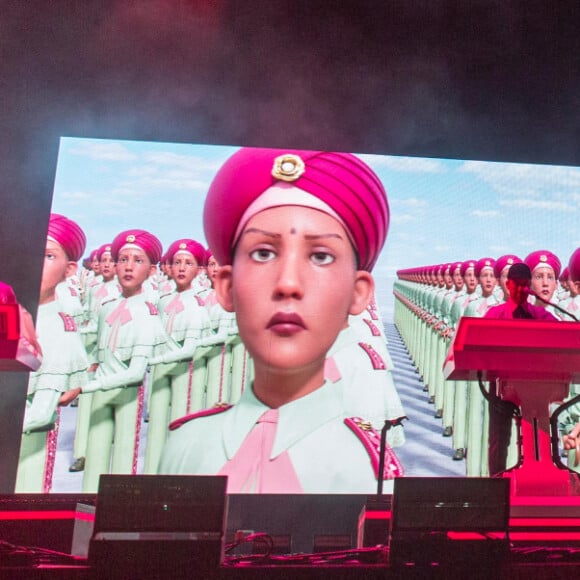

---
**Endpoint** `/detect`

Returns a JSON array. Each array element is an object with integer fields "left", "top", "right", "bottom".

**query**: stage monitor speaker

[
  {"left": 89, "top": 475, "right": 228, "bottom": 580},
  {"left": 389, "top": 477, "right": 510, "bottom": 568}
]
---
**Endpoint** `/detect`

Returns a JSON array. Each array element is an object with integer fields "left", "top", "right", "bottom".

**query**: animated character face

[
  {"left": 498, "top": 267, "right": 510, "bottom": 298},
  {"left": 531, "top": 266, "right": 557, "bottom": 303},
  {"left": 206, "top": 255, "right": 219, "bottom": 283},
  {"left": 100, "top": 252, "right": 116, "bottom": 282},
  {"left": 215, "top": 204, "right": 372, "bottom": 398},
  {"left": 444, "top": 268, "right": 453, "bottom": 289},
  {"left": 40, "top": 239, "right": 75, "bottom": 303},
  {"left": 91, "top": 253, "right": 101, "bottom": 275},
  {"left": 452, "top": 266, "right": 464, "bottom": 291},
  {"left": 478, "top": 268, "right": 497, "bottom": 297},
  {"left": 171, "top": 251, "right": 200, "bottom": 292},
  {"left": 463, "top": 267, "right": 478, "bottom": 293},
  {"left": 116, "top": 248, "right": 153, "bottom": 298}
]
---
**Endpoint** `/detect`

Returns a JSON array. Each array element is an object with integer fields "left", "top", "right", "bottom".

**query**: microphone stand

[
  {"left": 377, "top": 416, "right": 407, "bottom": 495},
  {"left": 358, "top": 416, "right": 407, "bottom": 548},
  {"left": 528, "top": 290, "right": 579, "bottom": 322}
]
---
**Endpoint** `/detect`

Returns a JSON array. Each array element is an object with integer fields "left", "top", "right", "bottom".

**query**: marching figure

[
  {"left": 75, "top": 229, "right": 171, "bottom": 492},
  {"left": 16, "top": 214, "right": 89, "bottom": 493},
  {"left": 144, "top": 238, "right": 213, "bottom": 473}
]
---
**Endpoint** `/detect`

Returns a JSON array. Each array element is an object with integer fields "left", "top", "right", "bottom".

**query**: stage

[{"left": 2, "top": 491, "right": 580, "bottom": 579}]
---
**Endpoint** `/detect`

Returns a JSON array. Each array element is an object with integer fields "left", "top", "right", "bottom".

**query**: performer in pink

[
  {"left": 160, "top": 148, "right": 403, "bottom": 493},
  {"left": 484, "top": 262, "right": 558, "bottom": 476}
]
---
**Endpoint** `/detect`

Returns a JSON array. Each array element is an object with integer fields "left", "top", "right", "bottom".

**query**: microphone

[
  {"left": 523, "top": 287, "right": 579, "bottom": 322},
  {"left": 522, "top": 286, "right": 542, "bottom": 302}
]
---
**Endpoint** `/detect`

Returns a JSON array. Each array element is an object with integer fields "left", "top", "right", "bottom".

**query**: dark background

[{"left": 1, "top": 0, "right": 579, "bottom": 492}]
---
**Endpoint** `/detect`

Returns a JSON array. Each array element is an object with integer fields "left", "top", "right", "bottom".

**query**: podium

[
  {"left": 0, "top": 303, "right": 42, "bottom": 371},
  {"left": 444, "top": 317, "right": 580, "bottom": 497}
]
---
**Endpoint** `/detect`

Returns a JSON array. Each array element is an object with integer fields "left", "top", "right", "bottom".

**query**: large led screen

[{"left": 11, "top": 136, "right": 580, "bottom": 494}]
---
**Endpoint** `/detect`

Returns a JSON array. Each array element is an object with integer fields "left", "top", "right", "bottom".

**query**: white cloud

[
  {"left": 391, "top": 214, "right": 416, "bottom": 224},
  {"left": 499, "top": 198, "right": 575, "bottom": 211},
  {"left": 60, "top": 191, "right": 93, "bottom": 201},
  {"left": 107, "top": 187, "right": 148, "bottom": 199},
  {"left": 460, "top": 159, "right": 580, "bottom": 200},
  {"left": 118, "top": 173, "right": 209, "bottom": 193},
  {"left": 68, "top": 140, "right": 137, "bottom": 162},
  {"left": 101, "top": 204, "right": 130, "bottom": 215},
  {"left": 142, "top": 151, "right": 225, "bottom": 173},
  {"left": 396, "top": 197, "right": 428, "bottom": 208},
  {"left": 470, "top": 209, "right": 500, "bottom": 218},
  {"left": 359, "top": 154, "right": 446, "bottom": 174},
  {"left": 488, "top": 245, "right": 514, "bottom": 254}
]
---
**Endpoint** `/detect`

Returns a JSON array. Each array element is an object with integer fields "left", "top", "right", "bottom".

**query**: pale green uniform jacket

[{"left": 159, "top": 377, "right": 397, "bottom": 494}]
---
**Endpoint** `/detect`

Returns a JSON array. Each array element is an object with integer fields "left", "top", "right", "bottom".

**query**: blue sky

[{"left": 52, "top": 137, "right": 580, "bottom": 319}]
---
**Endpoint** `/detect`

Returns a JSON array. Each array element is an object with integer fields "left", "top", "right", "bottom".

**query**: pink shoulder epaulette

[
  {"left": 358, "top": 342, "right": 387, "bottom": 370},
  {"left": 195, "top": 295, "right": 205, "bottom": 306},
  {"left": 145, "top": 301, "right": 159, "bottom": 315},
  {"left": 169, "top": 404, "right": 233, "bottom": 431},
  {"left": 344, "top": 417, "right": 404, "bottom": 480},
  {"left": 69, "top": 287, "right": 78, "bottom": 297},
  {"left": 366, "top": 304, "right": 379, "bottom": 320},
  {"left": 58, "top": 312, "right": 78, "bottom": 332},
  {"left": 363, "top": 318, "right": 382, "bottom": 337}
]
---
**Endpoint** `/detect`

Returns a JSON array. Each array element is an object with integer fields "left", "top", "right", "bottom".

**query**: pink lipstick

[{"left": 267, "top": 312, "right": 306, "bottom": 335}]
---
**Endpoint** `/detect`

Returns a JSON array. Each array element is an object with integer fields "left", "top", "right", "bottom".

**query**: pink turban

[
  {"left": 493, "top": 254, "right": 521, "bottom": 279},
  {"left": 111, "top": 229, "right": 162, "bottom": 264},
  {"left": 97, "top": 243, "right": 113, "bottom": 261},
  {"left": 203, "top": 148, "right": 389, "bottom": 272},
  {"left": 47, "top": 214, "right": 86, "bottom": 262},
  {"left": 474, "top": 257, "right": 496, "bottom": 278},
  {"left": 525, "top": 250, "right": 561, "bottom": 279},
  {"left": 568, "top": 249, "right": 580, "bottom": 282},
  {"left": 165, "top": 239, "right": 206, "bottom": 266},
  {"left": 460, "top": 260, "right": 476, "bottom": 277}
]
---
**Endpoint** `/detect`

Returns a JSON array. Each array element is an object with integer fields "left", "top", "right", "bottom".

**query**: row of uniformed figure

[
  {"left": 16, "top": 220, "right": 254, "bottom": 493},
  {"left": 17, "top": 207, "right": 406, "bottom": 493},
  {"left": 393, "top": 249, "right": 580, "bottom": 477},
  {"left": 76, "top": 238, "right": 253, "bottom": 487}
]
